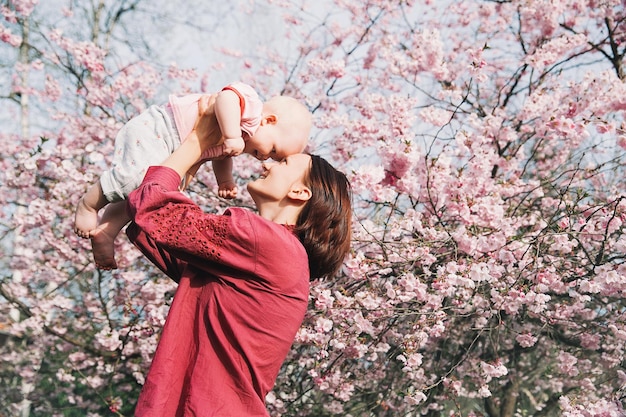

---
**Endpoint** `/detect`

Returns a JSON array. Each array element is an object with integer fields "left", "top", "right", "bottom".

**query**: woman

[{"left": 126, "top": 96, "right": 352, "bottom": 416}]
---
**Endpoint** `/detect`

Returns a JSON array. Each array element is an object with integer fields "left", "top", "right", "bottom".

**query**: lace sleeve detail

[{"left": 149, "top": 203, "right": 230, "bottom": 263}]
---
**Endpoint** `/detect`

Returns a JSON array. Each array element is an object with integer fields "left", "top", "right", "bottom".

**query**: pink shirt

[
  {"left": 168, "top": 82, "right": 263, "bottom": 142},
  {"left": 127, "top": 166, "right": 310, "bottom": 416}
]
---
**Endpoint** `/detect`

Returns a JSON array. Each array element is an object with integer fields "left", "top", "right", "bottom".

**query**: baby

[{"left": 74, "top": 82, "right": 312, "bottom": 269}]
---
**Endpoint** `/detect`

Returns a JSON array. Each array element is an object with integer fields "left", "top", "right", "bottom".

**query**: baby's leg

[
  {"left": 74, "top": 181, "right": 109, "bottom": 238},
  {"left": 90, "top": 201, "right": 130, "bottom": 270}
]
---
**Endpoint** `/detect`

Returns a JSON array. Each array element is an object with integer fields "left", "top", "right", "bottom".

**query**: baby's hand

[
  {"left": 218, "top": 181, "right": 238, "bottom": 199},
  {"left": 222, "top": 137, "right": 245, "bottom": 157}
]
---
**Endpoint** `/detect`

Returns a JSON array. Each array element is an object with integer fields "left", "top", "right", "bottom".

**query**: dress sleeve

[
  {"left": 127, "top": 166, "right": 257, "bottom": 277},
  {"left": 126, "top": 221, "right": 186, "bottom": 282}
]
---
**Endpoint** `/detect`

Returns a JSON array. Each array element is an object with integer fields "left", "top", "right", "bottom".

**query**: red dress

[{"left": 126, "top": 166, "right": 310, "bottom": 417}]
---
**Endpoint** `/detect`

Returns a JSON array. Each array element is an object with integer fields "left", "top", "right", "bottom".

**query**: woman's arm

[
  {"left": 126, "top": 96, "right": 253, "bottom": 277},
  {"left": 125, "top": 95, "right": 222, "bottom": 278},
  {"left": 126, "top": 218, "right": 185, "bottom": 282},
  {"left": 127, "top": 167, "right": 254, "bottom": 276},
  {"left": 161, "top": 95, "right": 215, "bottom": 179},
  {"left": 127, "top": 166, "right": 307, "bottom": 285}
]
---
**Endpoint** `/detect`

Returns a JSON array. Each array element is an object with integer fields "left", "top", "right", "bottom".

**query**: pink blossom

[
  {"left": 315, "top": 317, "right": 334, "bottom": 333},
  {"left": 314, "top": 289, "right": 335, "bottom": 310},
  {"left": 0, "top": 26, "right": 22, "bottom": 47},
  {"left": 405, "top": 390, "right": 427, "bottom": 405},
  {"left": 5, "top": 1, "right": 626, "bottom": 415},
  {"left": 106, "top": 396, "right": 123, "bottom": 413},
  {"left": 579, "top": 333, "right": 601, "bottom": 350},
  {"left": 478, "top": 385, "right": 492, "bottom": 398},
  {"left": 9, "top": 0, "right": 38, "bottom": 17},
  {"left": 559, "top": 396, "right": 625, "bottom": 416},
  {"left": 558, "top": 351, "right": 579, "bottom": 377},
  {"left": 516, "top": 333, "right": 538, "bottom": 348},
  {"left": 481, "top": 360, "right": 508, "bottom": 379},
  {"left": 526, "top": 34, "right": 588, "bottom": 72}
]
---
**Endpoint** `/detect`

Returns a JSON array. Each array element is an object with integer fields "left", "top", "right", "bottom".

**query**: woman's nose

[
  {"left": 262, "top": 161, "right": 277, "bottom": 170},
  {"left": 255, "top": 150, "right": 271, "bottom": 161}
]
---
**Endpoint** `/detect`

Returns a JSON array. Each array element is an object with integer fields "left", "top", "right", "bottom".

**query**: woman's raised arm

[{"left": 161, "top": 95, "right": 217, "bottom": 179}]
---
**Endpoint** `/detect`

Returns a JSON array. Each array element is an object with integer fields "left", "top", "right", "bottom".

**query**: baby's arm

[
  {"left": 212, "top": 157, "right": 238, "bottom": 199},
  {"left": 215, "top": 89, "right": 244, "bottom": 156}
]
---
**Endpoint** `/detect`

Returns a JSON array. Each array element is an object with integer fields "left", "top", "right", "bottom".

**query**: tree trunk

[{"left": 500, "top": 378, "right": 520, "bottom": 417}]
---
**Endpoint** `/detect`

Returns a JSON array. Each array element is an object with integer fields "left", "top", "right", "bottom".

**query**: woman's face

[{"left": 247, "top": 153, "right": 311, "bottom": 204}]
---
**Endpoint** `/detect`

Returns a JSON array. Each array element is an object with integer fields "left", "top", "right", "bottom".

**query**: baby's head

[{"left": 245, "top": 96, "right": 312, "bottom": 161}]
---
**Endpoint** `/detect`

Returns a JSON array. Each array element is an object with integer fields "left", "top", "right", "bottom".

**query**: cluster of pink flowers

[{"left": 2, "top": 0, "right": 626, "bottom": 415}]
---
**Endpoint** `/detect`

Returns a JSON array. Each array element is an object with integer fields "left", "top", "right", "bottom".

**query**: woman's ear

[{"left": 287, "top": 184, "right": 311, "bottom": 202}]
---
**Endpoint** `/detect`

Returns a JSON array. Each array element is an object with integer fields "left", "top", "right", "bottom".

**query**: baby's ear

[{"left": 262, "top": 114, "right": 278, "bottom": 125}]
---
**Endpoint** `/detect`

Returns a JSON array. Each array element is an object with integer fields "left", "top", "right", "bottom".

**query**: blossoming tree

[{"left": 1, "top": 0, "right": 625, "bottom": 416}]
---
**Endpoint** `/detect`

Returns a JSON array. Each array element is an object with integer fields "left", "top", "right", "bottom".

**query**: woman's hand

[
  {"left": 193, "top": 94, "right": 222, "bottom": 151},
  {"left": 160, "top": 95, "right": 220, "bottom": 180}
]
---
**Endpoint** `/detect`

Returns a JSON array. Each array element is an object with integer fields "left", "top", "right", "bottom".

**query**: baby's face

[{"left": 245, "top": 124, "right": 307, "bottom": 161}]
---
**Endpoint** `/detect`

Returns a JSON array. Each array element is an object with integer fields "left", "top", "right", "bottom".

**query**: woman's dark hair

[{"left": 295, "top": 154, "right": 352, "bottom": 280}]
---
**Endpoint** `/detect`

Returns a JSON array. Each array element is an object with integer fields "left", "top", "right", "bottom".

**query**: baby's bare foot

[
  {"left": 74, "top": 198, "right": 99, "bottom": 239},
  {"left": 90, "top": 227, "right": 118, "bottom": 270}
]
